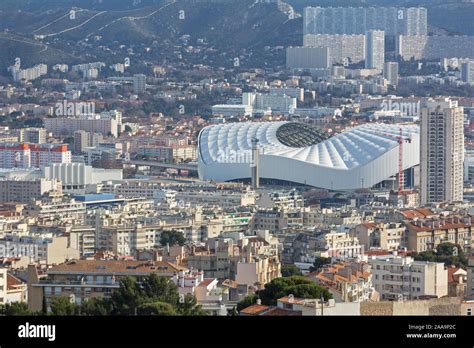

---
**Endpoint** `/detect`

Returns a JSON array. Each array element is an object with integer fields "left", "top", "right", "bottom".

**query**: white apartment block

[
  {"left": 317, "top": 232, "right": 363, "bottom": 260},
  {"left": 172, "top": 190, "right": 256, "bottom": 209},
  {"left": 397, "top": 35, "right": 474, "bottom": 60},
  {"left": 242, "top": 92, "right": 297, "bottom": 115},
  {"left": 384, "top": 62, "right": 399, "bottom": 86},
  {"left": 139, "top": 145, "right": 196, "bottom": 162},
  {"left": 286, "top": 46, "right": 330, "bottom": 70},
  {"left": 365, "top": 30, "right": 385, "bottom": 70},
  {"left": 303, "top": 34, "right": 366, "bottom": 65},
  {"left": 115, "top": 180, "right": 164, "bottom": 199},
  {"left": 370, "top": 255, "right": 448, "bottom": 300},
  {"left": 461, "top": 61, "right": 474, "bottom": 84},
  {"left": 10, "top": 64, "right": 47, "bottom": 82},
  {"left": 269, "top": 87, "right": 305, "bottom": 102},
  {"left": 303, "top": 7, "right": 427, "bottom": 36},
  {"left": 420, "top": 98, "right": 464, "bottom": 204},
  {"left": 44, "top": 117, "right": 119, "bottom": 137},
  {"left": 211, "top": 104, "right": 253, "bottom": 118}
]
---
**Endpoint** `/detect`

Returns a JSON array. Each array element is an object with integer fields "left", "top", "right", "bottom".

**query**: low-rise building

[
  {"left": 369, "top": 255, "right": 448, "bottom": 301},
  {"left": 27, "top": 260, "right": 188, "bottom": 312},
  {"left": 317, "top": 232, "right": 362, "bottom": 260},
  {"left": 405, "top": 216, "right": 473, "bottom": 253},
  {"left": 0, "top": 178, "right": 62, "bottom": 203},
  {"left": 352, "top": 222, "right": 405, "bottom": 251},
  {"left": 308, "top": 261, "right": 375, "bottom": 302},
  {"left": 0, "top": 268, "right": 27, "bottom": 304}
]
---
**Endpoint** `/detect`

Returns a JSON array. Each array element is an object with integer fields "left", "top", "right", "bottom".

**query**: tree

[
  {"left": 281, "top": 264, "right": 302, "bottom": 277},
  {"left": 176, "top": 293, "right": 207, "bottom": 316},
  {"left": 236, "top": 294, "right": 258, "bottom": 312},
  {"left": 141, "top": 273, "right": 180, "bottom": 305},
  {"left": 137, "top": 302, "right": 176, "bottom": 316},
  {"left": 0, "top": 302, "right": 32, "bottom": 315},
  {"left": 159, "top": 230, "right": 186, "bottom": 247},
  {"left": 99, "top": 274, "right": 204, "bottom": 316},
  {"left": 49, "top": 297, "right": 79, "bottom": 316},
  {"left": 257, "top": 276, "right": 332, "bottom": 306},
  {"left": 412, "top": 242, "right": 468, "bottom": 268},
  {"left": 309, "top": 257, "right": 332, "bottom": 272},
  {"left": 109, "top": 276, "right": 143, "bottom": 315},
  {"left": 80, "top": 298, "right": 113, "bottom": 316}
]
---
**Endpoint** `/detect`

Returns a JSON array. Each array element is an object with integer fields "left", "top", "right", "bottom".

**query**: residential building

[
  {"left": 369, "top": 255, "right": 448, "bottom": 300},
  {"left": 467, "top": 257, "right": 474, "bottom": 297},
  {"left": 384, "top": 62, "right": 399, "bottom": 86},
  {"left": 73, "top": 130, "right": 103, "bottom": 154},
  {"left": 420, "top": 98, "right": 464, "bottom": 204},
  {"left": 317, "top": 232, "right": 362, "bottom": 260},
  {"left": 396, "top": 35, "right": 474, "bottom": 61},
  {"left": 0, "top": 178, "right": 62, "bottom": 203},
  {"left": 14, "top": 128, "right": 47, "bottom": 144},
  {"left": 303, "top": 7, "right": 427, "bottom": 36},
  {"left": 0, "top": 268, "right": 27, "bottom": 304},
  {"left": 308, "top": 261, "right": 375, "bottom": 302},
  {"left": 461, "top": 61, "right": 474, "bottom": 84},
  {"left": 303, "top": 34, "right": 366, "bottom": 65},
  {"left": 44, "top": 115, "right": 120, "bottom": 138},
  {"left": 10, "top": 64, "right": 47, "bottom": 82},
  {"left": 27, "top": 260, "right": 188, "bottom": 311},
  {"left": 0, "top": 143, "right": 71, "bottom": 169},
  {"left": 447, "top": 266, "right": 467, "bottom": 298},
  {"left": 352, "top": 222, "right": 405, "bottom": 251},
  {"left": 405, "top": 216, "right": 473, "bottom": 253},
  {"left": 365, "top": 30, "right": 385, "bottom": 70},
  {"left": 286, "top": 46, "right": 330, "bottom": 70}
]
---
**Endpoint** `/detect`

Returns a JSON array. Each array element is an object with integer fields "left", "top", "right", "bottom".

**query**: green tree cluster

[
  {"left": 237, "top": 276, "right": 332, "bottom": 311},
  {"left": 281, "top": 264, "right": 302, "bottom": 277},
  {"left": 159, "top": 230, "right": 186, "bottom": 247},
  {"left": 2, "top": 274, "right": 207, "bottom": 316},
  {"left": 411, "top": 242, "right": 468, "bottom": 268}
]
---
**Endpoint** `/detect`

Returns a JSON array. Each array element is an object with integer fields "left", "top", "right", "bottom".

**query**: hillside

[{"left": 0, "top": 0, "right": 302, "bottom": 74}]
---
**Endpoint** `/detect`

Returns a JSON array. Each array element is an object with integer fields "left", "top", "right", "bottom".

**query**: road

[{"left": 125, "top": 160, "right": 198, "bottom": 172}]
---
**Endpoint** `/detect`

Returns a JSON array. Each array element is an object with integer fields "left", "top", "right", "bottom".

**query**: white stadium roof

[{"left": 198, "top": 121, "right": 420, "bottom": 190}]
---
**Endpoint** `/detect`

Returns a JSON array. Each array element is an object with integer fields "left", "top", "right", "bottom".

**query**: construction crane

[
  {"left": 396, "top": 128, "right": 412, "bottom": 193},
  {"left": 370, "top": 126, "right": 412, "bottom": 192}
]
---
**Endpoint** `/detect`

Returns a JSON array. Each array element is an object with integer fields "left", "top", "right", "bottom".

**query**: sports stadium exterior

[{"left": 198, "top": 121, "right": 420, "bottom": 190}]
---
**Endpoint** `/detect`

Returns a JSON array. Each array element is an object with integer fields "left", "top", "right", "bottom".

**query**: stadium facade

[{"left": 198, "top": 122, "right": 420, "bottom": 190}]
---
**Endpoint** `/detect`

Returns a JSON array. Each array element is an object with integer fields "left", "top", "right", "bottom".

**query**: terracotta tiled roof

[
  {"left": 400, "top": 208, "right": 434, "bottom": 219},
  {"left": 278, "top": 296, "right": 306, "bottom": 305},
  {"left": 48, "top": 260, "right": 187, "bottom": 275},
  {"left": 261, "top": 307, "right": 302, "bottom": 316},
  {"left": 240, "top": 304, "right": 269, "bottom": 315},
  {"left": 7, "top": 273, "right": 25, "bottom": 290},
  {"left": 198, "top": 278, "right": 215, "bottom": 287}
]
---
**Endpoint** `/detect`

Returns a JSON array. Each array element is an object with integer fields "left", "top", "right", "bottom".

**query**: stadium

[{"left": 198, "top": 121, "right": 420, "bottom": 191}]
